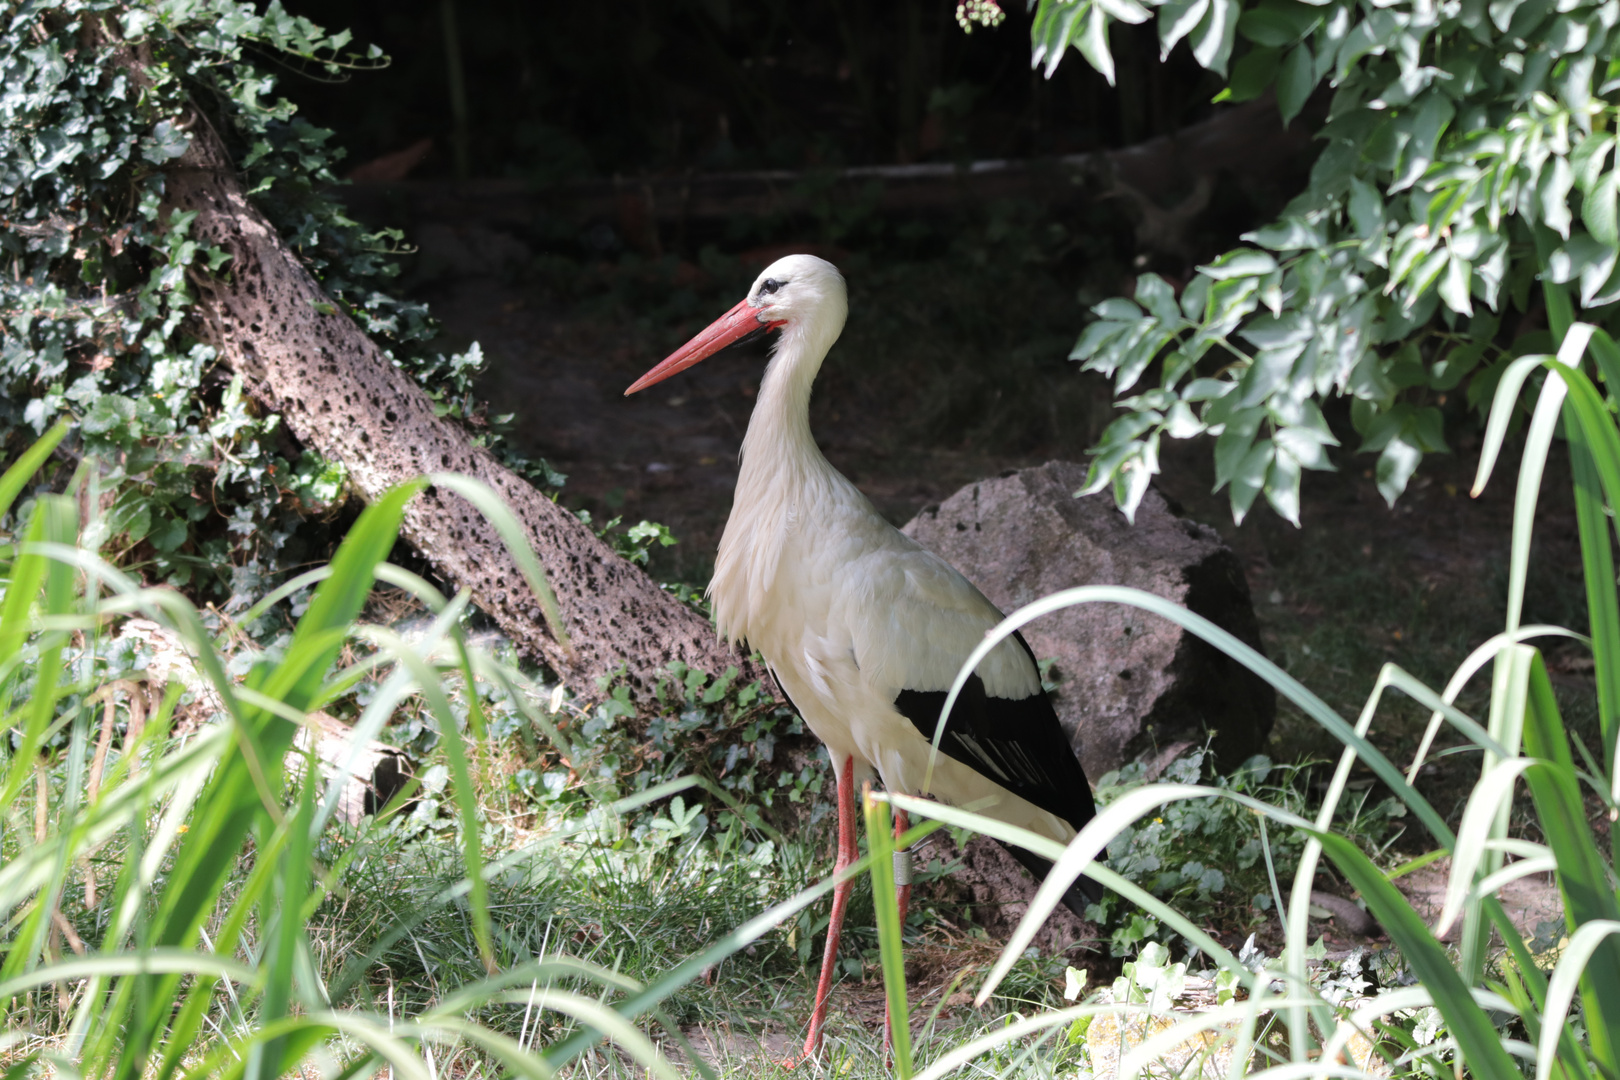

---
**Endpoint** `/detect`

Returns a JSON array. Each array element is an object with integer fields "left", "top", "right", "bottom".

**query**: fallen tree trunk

[{"left": 164, "top": 113, "right": 760, "bottom": 708}]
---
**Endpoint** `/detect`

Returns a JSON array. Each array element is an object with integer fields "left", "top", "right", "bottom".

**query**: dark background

[
  {"left": 264, "top": 0, "right": 1592, "bottom": 783},
  {"left": 261, "top": 0, "right": 1319, "bottom": 584},
  {"left": 278, "top": 0, "right": 1221, "bottom": 183}
]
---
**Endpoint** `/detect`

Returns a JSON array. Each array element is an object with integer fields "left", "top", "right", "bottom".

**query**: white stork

[{"left": 625, "top": 254, "right": 1100, "bottom": 1060}]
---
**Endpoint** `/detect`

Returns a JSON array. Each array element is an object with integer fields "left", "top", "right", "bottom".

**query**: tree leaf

[
  {"left": 1275, "top": 425, "right": 1336, "bottom": 470},
  {"left": 1096, "top": 0, "right": 1153, "bottom": 26},
  {"left": 1225, "top": 45, "right": 1279, "bottom": 102},
  {"left": 1075, "top": 3, "right": 1117, "bottom": 85},
  {"left": 1229, "top": 438, "right": 1274, "bottom": 523},
  {"left": 1213, "top": 406, "right": 1264, "bottom": 489},
  {"left": 1264, "top": 445, "right": 1303, "bottom": 525},
  {"left": 1238, "top": 7, "right": 1302, "bottom": 46},
  {"left": 1438, "top": 253, "right": 1474, "bottom": 316},
  {"left": 1376, "top": 436, "right": 1422, "bottom": 504},
  {"left": 1159, "top": 0, "right": 1213, "bottom": 59},
  {"left": 1191, "top": 0, "right": 1241, "bottom": 75},
  {"left": 1198, "top": 248, "right": 1278, "bottom": 279},
  {"left": 1134, "top": 273, "right": 1182, "bottom": 323},
  {"left": 1583, "top": 170, "right": 1618, "bottom": 248},
  {"left": 1276, "top": 43, "right": 1314, "bottom": 125},
  {"left": 1541, "top": 154, "right": 1577, "bottom": 239}
]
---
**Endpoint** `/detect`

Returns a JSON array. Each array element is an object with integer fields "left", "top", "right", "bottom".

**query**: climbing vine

[{"left": 0, "top": 0, "right": 557, "bottom": 605}]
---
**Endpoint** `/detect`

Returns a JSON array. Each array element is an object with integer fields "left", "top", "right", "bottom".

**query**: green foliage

[
  {"left": 1085, "top": 747, "right": 1403, "bottom": 956},
  {"left": 1031, "top": 0, "right": 1620, "bottom": 523},
  {"left": 869, "top": 320, "right": 1620, "bottom": 1080},
  {"left": 0, "top": 439, "right": 788, "bottom": 1074},
  {"left": 1, "top": 1, "right": 555, "bottom": 604}
]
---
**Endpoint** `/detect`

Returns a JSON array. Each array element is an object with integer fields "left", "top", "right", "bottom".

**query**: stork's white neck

[
  {"left": 711, "top": 302, "right": 849, "bottom": 645},
  {"left": 739, "top": 308, "right": 845, "bottom": 478}
]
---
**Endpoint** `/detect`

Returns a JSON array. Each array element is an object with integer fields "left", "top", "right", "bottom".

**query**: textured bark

[{"left": 163, "top": 115, "right": 760, "bottom": 705}]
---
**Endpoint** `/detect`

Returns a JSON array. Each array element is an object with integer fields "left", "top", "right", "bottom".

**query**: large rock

[{"left": 902, "top": 461, "right": 1273, "bottom": 776}]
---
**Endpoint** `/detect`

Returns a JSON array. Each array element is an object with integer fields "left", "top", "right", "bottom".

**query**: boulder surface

[{"left": 902, "top": 461, "right": 1274, "bottom": 776}]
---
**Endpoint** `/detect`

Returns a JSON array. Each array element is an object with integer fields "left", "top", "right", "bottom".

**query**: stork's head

[{"left": 625, "top": 254, "right": 847, "bottom": 395}]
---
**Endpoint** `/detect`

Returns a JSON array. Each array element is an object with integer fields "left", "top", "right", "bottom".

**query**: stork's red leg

[
  {"left": 795, "top": 755, "right": 858, "bottom": 1063},
  {"left": 884, "top": 806, "right": 912, "bottom": 1055}
]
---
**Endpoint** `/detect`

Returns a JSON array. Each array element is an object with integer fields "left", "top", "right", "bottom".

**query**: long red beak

[{"left": 625, "top": 298, "right": 781, "bottom": 395}]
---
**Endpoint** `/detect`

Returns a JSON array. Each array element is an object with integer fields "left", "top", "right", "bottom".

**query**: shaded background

[
  {"left": 269, "top": 0, "right": 1588, "bottom": 771},
  {"left": 268, "top": 0, "right": 1313, "bottom": 560},
  {"left": 280, "top": 1, "right": 1220, "bottom": 181}
]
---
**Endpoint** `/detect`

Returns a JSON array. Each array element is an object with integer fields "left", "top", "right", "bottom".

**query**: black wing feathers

[{"left": 891, "top": 630, "right": 1102, "bottom": 909}]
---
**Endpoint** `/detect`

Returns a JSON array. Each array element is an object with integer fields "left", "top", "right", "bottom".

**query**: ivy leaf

[
  {"left": 82, "top": 394, "right": 136, "bottom": 436},
  {"left": 140, "top": 119, "right": 190, "bottom": 164}
]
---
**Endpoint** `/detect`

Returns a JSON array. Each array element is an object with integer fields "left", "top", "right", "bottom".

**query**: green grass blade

[
  {"left": 1407, "top": 625, "right": 1584, "bottom": 784},
  {"left": 1538, "top": 920, "right": 1620, "bottom": 1080},
  {"left": 1587, "top": 327, "right": 1620, "bottom": 392},
  {"left": 1569, "top": 432, "right": 1620, "bottom": 776},
  {"left": 863, "top": 787, "right": 913, "bottom": 1077},
  {"left": 247, "top": 771, "right": 321, "bottom": 1080},
  {"left": 427, "top": 473, "right": 569, "bottom": 654},
  {"left": 880, "top": 792, "right": 1249, "bottom": 1000},
  {"left": 0, "top": 499, "right": 76, "bottom": 808},
  {"left": 0, "top": 950, "right": 258, "bottom": 999},
  {"left": 1312, "top": 831, "right": 1521, "bottom": 1080},
  {"left": 1473, "top": 352, "right": 1557, "bottom": 497},
  {"left": 361, "top": 623, "right": 495, "bottom": 972},
  {"left": 541, "top": 852, "right": 868, "bottom": 1068},
  {"left": 0, "top": 422, "right": 69, "bottom": 525},
  {"left": 1520, "top": 650, "right": 1620, "bottom": 1073},
  {"left": 932, "top": 585, "right": 1454, "bottom": 841}
]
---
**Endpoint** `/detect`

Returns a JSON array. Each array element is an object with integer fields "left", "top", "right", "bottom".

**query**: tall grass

[
  {"left": 865, "top": 313, "right": 1620, "bottom": 1078},
  {"left": 7, "top": 318, "right": 1618, "bottom": 1078},
  {"left": 0, "top": 431, "right": 747, "bottom": 1077}
]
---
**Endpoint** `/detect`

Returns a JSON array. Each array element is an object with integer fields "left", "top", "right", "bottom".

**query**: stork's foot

[{"left": 774, "top": 1034, "right": 829, "bottom": 1070}]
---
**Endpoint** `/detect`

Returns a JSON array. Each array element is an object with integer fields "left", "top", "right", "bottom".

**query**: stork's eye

[{"left": 759, "top": 278, "right": 785, "bottom": 296}]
